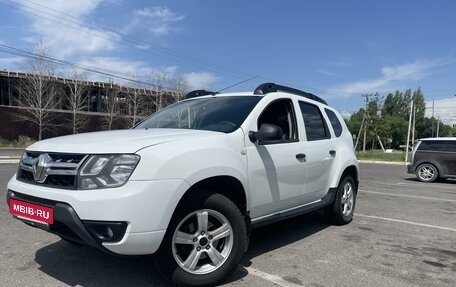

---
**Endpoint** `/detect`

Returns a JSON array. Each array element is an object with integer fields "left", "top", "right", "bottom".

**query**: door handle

[
  {"left": 296, "top": 153, "right": 306, "bottom": 162},
  {"left": 329, "top": 150, "right": 336, "bottom": 157}
]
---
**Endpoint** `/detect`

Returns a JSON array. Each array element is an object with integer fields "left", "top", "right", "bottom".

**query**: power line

[
  {"left": 1, "top": 0, "right": 356, "bottom": 96},
  {"left": 5, "top": 0, "right": 435, "bottom": 97},
  {"left": 0, "top": 0, "right": 255, "bottom": 80},
  {"left": 19, "top": 0, "right": 255, "bottom": 79},
  {"left": 0, "top": 43, "right": 184, "bottom": 92}
]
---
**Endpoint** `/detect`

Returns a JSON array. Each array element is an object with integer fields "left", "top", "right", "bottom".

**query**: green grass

[{"left": 356, "top": 151, "right": 406, "bottom": 162}]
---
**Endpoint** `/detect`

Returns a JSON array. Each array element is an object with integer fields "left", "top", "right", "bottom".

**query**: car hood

[{"left": 27, "top": 129, "right": 223, "bottom": 154}]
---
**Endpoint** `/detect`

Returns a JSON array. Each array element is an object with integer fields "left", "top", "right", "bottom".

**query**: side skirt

[{"left": 251, "top": 188, "right": 337, "bottom": 228}]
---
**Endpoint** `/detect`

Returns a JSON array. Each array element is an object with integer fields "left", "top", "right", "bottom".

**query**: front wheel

[
  {"left": 326, "top": 176, "right": 357, "bottom": 225},
  {"left": 155, "top": 192, "right": 247, "bottom": 287}
]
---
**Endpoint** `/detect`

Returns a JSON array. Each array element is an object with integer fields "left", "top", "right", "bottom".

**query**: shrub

[{"left": 16, "top": 136, "right": 34, "bottom": 147}]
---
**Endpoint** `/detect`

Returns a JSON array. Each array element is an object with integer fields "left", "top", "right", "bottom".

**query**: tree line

[
  {"left": 13, "top": 42, "right": 190, "bottom": 140},
  {"left": 346, "top": 88, "right": 456, "bottom": 150}
]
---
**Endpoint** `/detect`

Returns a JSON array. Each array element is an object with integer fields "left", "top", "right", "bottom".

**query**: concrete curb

[
  {"left": 0, "top": 147, "right": 25, "bottom": 150},
  {"left": 0, "top": 159, "right": 19, "bottom": 164},
  {"left": 358, "top": 160, "right": 407, "bottom": 165}
]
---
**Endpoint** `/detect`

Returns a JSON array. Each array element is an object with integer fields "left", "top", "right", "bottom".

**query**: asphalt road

[{"left": 1, "top": 163, "right": 455, "bottom": 287}]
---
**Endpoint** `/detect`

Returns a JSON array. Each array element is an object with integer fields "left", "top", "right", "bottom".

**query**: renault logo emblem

[{"left": 33, "top": 153, "right": 52, "bottom": 183}]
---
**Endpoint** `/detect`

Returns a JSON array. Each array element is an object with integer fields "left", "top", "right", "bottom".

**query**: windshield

[{"left": 135, "top": 96, "right": 261, "bottom": 133}]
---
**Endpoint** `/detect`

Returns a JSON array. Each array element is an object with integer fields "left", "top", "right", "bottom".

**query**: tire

[
  {"left": 155, "top": 192, "right": 247, "bottom": 287},
  {"left": 416, "top": 163, "right": 438, "bottom": 182},
  {"left": 326, "top": 176, "right": 357, "bottom": 225}
]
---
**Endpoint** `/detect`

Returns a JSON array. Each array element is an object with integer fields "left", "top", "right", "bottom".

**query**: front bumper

[
  {"left": 7, "top": 190, "right": 125, "bottom": 251},
  {"left": 7, "top": 177, "right": 190, "bottom": 255}
]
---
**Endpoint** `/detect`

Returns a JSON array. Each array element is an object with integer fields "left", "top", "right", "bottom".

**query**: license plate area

[{"left": 9, "top": 199, "right": 54, "bottom": 225}]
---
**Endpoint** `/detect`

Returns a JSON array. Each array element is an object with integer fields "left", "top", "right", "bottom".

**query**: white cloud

[
  {"left": 0, "top": 57, "right": 23, "bottom": 70},
  {"left": 335, "top": 59, "right": 455, "bottom": 96},
  {"left": 135, "top": 44, "right": 151, "bottom": 50},
  {"left": 340, "top": 110, "right": 353, "bottom": 119},
  {"left": 76, "top": 57, "right": 183, "bottom": 88},
  {"left": 317, "top": 69, "right": 336, "bottom": 77},
  {"left": 425, "top": 98, "right": 456, "bottom": 125},
  {"left": 136, "top": 6, "right": 184, "bottom": 21},
  {"left": 75, "top": 58, "right": 218, "bottom": 91},
  {"left": 183, "top": 72, "right": 218, "bottom": 90},
  {"left": 77, "top": 57, "right": 155, "bottom": 84},
  {"left": 17, "top": 0, "right": 118, "bottom": 57},
  {"left": 125, "top": 6, "right": 184, "bottom": 36}
]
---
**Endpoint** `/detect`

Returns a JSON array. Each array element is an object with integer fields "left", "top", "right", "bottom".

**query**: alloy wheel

[
  {"left": 171, "top": 209, "right": 234, "bottom": 275},
  {"left": 418, "top": 166, "right": 435, "bottom": 181},
  {"left": 341, "top": 181, "right": 354, "bottom": 216}
]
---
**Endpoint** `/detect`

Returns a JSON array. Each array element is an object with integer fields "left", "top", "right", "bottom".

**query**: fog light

[{"left": 83, "top": 221, "right": 127, "bottom": 243}]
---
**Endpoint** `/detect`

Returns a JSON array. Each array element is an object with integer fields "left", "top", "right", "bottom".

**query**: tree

[
  {"left": 67, "top": 71, "right": 89, "bottom": 134},
  {"left": 382, "top": 115, "right": 408, "bottom": 149},
  {"left": 412, "top": 88, "right": 426, "bottom": 121},
  {"left": 350, "top": 88, "right": 429, "bottom": 150},
  {"left": 150, "top": 71, "right": 172, "bottom": 111},
  {"left": 381, "top": 93, "right": 395, "bottom": 117},
  {"left": 169, "top": 76, "right": 189, "bottom": 103},
  {"left": 102, "top": 85, "right": 120, "bottom": 130},
  {"left": 123, "top": 86, "right": 147, "bottom": 128},
  {"left": 15, "top": 41, "right": 61, "bottom": 140},
  {"left": 118, "top": 72, "right": 153, "bottom": 128}
]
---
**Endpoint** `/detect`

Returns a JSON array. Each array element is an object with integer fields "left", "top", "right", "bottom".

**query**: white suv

[{"left": 7, "top": 83, "right": 359, "bottom": 286}]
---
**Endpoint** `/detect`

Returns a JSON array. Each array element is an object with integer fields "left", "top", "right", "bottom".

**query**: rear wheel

[
  {"left": 155, "top": 192, "right": 247, "bottom": 287},
  {"left": 326, "top": 176, "right": 357, "bottom": 225},
  {"left": 416, "top": 163, "right": 438, "bottom": 182}
]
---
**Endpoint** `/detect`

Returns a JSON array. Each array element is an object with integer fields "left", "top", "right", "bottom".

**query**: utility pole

[
  {"left": 363, "top": 119, "right": 367, "bottom": 152},
  {"left": 431, "top": 99, "right": 435, "bottom": 137},
  {"left": 363, "top": 95, "right": 368, "bottom": 152},
  {"left": 354, "top": 95, "right": 369, "bottom": 152},
  {"left": 354, "top": 94, "right": 385, "bottom": 152},
  {"left": 366, "top": 112, "right": 386, "bottom": 152},
  {"left": 437, "top": 117, "right": 440, "bottom": 137},
  {"left": 411, "top": 106, "right": 416, "bottom": 146},
  {"left": 405, "top": 101, "right": 413, "bottom": 163},
  {"left": 354, "top": 116, "right": 365, "bottom": 151}
]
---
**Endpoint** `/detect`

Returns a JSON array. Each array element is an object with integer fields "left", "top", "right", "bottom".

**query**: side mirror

[{"left": 249, "top": 124, "right": 283, "bottom": 144}]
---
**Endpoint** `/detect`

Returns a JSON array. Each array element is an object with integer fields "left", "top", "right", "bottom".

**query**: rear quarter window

[
  {"left": 418, "top": 140, "right": 456, "bottom": 152},
  {"left": 324, "top": 108, "right": 343, "bottom": 137}
]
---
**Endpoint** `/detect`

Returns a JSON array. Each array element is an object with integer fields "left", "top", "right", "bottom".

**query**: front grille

[
  {"left": 19, "top": 169, "right": 34, "bottom": 182},
  {"left": 24, "top": 152, "right": 86, "bottom": 165},
  {"left": 17, "top": 152, "right": 87, "bottom": 189},
  {"left": 46, "top": 174, "right": 76, "bottom": 188}
]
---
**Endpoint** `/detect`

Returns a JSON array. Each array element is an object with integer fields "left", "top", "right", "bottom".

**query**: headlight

[{"left": 79, "top": 154, "right": 140, "bottom": 190}]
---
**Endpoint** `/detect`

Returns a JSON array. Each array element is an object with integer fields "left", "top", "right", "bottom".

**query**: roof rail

[
  {"left": 254, "top": 82, "right": 327, "bottom": 105},
  {"left": 184, "top": 90, "right": 217, "bottom": 100}
]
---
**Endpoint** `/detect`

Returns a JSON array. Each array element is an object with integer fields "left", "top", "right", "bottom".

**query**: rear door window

[{"left": 299, "top": 101, "right": 330, "bottom": 141}]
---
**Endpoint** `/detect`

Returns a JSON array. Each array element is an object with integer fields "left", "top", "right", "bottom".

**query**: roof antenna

[{"left": 214, "top": 75, "right": 260, "bottom": 94}]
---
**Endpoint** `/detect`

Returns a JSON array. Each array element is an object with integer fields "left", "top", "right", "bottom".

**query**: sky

[{"left": 0, "top": 0, "right": 455, "bottom": 124}]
